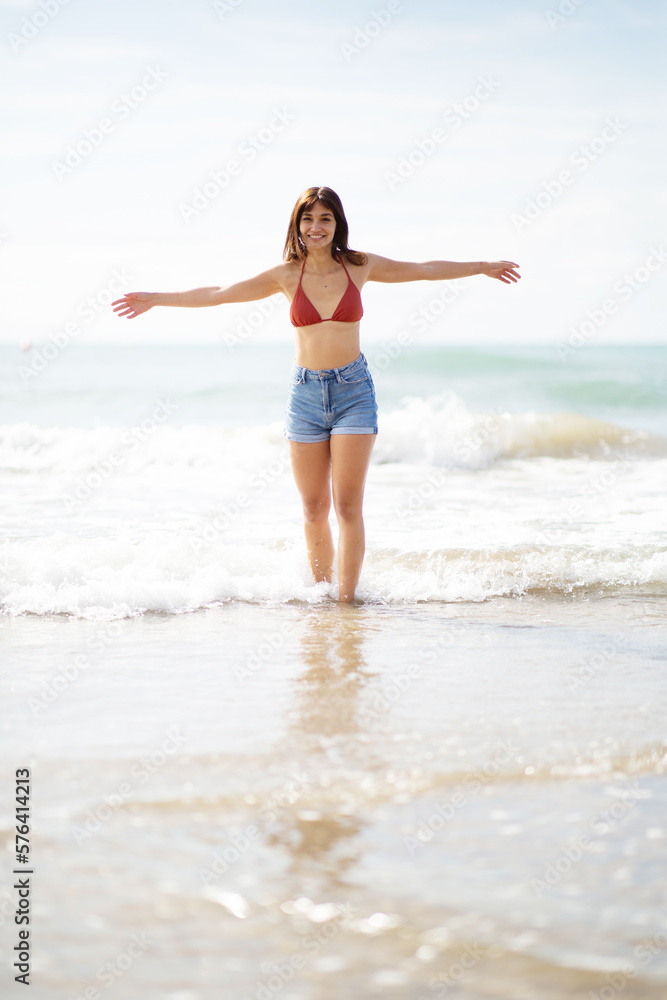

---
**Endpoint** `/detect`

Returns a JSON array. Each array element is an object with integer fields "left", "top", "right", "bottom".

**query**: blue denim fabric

[{"left": 283, "top": 353, "right": 378, "bottom": 443}]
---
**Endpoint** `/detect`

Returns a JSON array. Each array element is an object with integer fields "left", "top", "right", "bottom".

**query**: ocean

[{"left": 2, "top": 342, "right": 666, "bottom": 999}]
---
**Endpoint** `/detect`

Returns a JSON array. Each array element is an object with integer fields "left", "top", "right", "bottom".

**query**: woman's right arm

[{"left": 112, "top": 266, "right": 285, "bottom": 319}]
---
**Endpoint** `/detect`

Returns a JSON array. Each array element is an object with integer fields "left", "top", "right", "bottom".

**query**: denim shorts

[{"left": 284, "top": 353, "right": 378, "bottom": 443}]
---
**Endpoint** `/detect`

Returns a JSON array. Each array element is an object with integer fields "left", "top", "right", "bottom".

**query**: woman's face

[{"left": 299, "top": 201, "right": 336, "bottom": 252}]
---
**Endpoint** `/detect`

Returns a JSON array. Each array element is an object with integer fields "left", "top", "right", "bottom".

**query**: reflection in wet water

[
  {"left": 6, "top": 600, "right": 667, "bottom": 999},
  {"left": 293, "top": 604, "right": 374, "bottom": 736},
  {"left": 267, "top": 605, "right": 375, "bottom": 889}
]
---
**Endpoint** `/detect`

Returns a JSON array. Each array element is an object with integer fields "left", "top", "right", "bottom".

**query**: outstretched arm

[
  {"left": 366, "top": 254, "right": 521, "bottom": 284},
  {"left": 112, "top": 266, "right": 284, "bottom": 319}
]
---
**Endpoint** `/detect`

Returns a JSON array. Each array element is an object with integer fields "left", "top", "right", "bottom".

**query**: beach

[{"left": 2, "top": 343, "right": 666, "bottom": 998}]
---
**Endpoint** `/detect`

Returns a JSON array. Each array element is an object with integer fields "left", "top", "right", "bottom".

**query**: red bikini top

[{"left": 290, "top": 257, "right": 363, "bottom": 327}]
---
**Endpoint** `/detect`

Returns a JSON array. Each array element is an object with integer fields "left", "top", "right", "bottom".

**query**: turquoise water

[{"left": 2, "top": 344, "right": 666, "bottom": 435}]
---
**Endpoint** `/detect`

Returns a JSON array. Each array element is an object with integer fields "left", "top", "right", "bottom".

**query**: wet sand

[{"left": 2, "top": 594, "right": 667, "bottom": 999}]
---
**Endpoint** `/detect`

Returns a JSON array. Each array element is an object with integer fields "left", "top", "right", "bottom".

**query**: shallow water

[
  {"left": 3, "top": 597, "right": 667, "bottom": 999},
  {"left": 2, "top": 345, "right": 666, "bottom": 997},
  {"left": 2, "top": 345, "right": 667, "bottom": 616}
]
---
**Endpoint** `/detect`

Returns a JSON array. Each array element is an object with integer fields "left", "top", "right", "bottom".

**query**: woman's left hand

[{"left": 484, "top": 261, "right": 521, "bottom": 283}]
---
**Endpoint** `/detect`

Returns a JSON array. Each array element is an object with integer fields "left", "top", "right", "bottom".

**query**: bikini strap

[{"left": 339, "top": 256, "right": 350, "bottom": 276}]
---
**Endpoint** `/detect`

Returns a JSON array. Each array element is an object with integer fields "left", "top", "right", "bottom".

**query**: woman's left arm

[{"left": 366, "top": 254, "right": 521, "bottom": 284}]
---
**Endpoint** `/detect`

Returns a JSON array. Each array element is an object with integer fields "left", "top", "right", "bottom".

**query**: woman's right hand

[{"left": 111, "top": 291, "right": 156, "bottom": 319}]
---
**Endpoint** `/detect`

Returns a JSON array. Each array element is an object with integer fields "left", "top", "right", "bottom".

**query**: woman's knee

[
  {"left": 302, "top": 495, "right": 331, "bottom": 522},
  {"left": 333, "top": 495, "right": 363, "bottom": 523}
]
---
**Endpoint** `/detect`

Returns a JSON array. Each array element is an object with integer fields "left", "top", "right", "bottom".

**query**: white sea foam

[
  {"left": 1, "top": 530, "right": 665, "bottom": 618},
  {"left": 0, "top": 422, "right": 285, "bottom": 474},
  {"left": 0, "top": 396, "right": 661, "bottom": 476},
  {"left": 2, "top": 391, "right": 664, "bottom": 618},
  {"left": 373, "top": 393, "right": 662, "bottom": 467}
]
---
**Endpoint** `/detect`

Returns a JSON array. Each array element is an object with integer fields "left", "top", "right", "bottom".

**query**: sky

[{"left": 2, "top": 0, "right": 666, "bottom": 348}]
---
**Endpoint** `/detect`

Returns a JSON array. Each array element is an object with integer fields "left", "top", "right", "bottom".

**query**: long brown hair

[{"left": 283, "top": 186, "right": 368, "bottom": 265}]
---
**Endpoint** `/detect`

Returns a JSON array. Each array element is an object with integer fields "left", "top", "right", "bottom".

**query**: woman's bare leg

[
  {"left": 288, "top": 440, "right": 334, "bottom": 583},
  {"left": 330, "top": 434, "right": 376, "bottom": 602}
]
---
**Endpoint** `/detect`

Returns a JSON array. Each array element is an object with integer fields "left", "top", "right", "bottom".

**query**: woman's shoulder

[
  {"left": 271, "top": 259, "right": 303, "bottom": 295},
  {"left": 342, "top": 251, "right": 380, "bottom": 283},
  {"left": 357, "top": 251, "right": 390, "bottom": 269},
  {"left": 340, "top": 250, "right": 373, "bottom": 272}
]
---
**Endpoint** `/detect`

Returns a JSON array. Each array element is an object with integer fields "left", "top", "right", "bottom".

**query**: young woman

[{"left": 112, "top": 185, "right": 520, "bottom": 603}]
